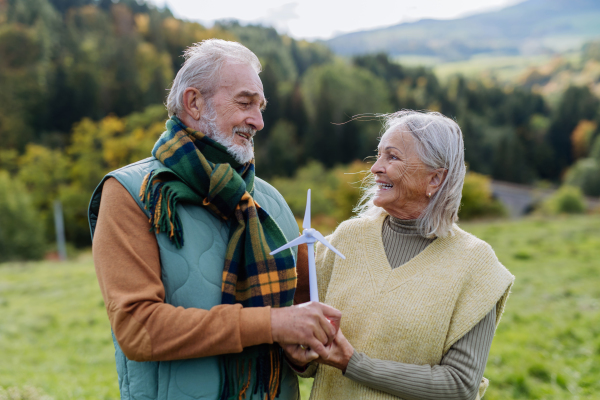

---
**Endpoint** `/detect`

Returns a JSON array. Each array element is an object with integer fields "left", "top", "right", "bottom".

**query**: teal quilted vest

[{"left": 88, "top": 157, "right": 300, "bottom": 400}]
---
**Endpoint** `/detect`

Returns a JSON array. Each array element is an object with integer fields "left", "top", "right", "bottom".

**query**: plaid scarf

[{"left": 139, "top": 116, "right": 296, "bottom": 399}]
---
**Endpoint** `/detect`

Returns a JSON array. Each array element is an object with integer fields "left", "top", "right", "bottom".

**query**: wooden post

[{"left": 53, "top": 199, "right": 67, "bottom": 261}]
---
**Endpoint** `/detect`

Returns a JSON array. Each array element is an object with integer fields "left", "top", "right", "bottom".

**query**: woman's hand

[
  {"left": 315, "top": 328, "right": 354, "bottom": 372},
  {"left": 282, "top": 343, "right": 320, "bottom": 368}
]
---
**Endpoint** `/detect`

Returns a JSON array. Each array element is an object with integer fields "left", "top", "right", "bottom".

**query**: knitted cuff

[{"left": 285, "top": 358, "right": 318, "bottom": 378}]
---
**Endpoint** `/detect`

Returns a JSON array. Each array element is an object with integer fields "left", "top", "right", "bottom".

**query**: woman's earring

[{"left": 427, "top": 193, "right": 432, "bottom": 198}]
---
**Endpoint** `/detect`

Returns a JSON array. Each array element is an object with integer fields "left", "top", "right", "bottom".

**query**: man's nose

[{"left": 246, "top": 107, "right": 264, "bottom": 131}]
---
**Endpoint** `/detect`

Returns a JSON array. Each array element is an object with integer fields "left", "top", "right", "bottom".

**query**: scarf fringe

[
  {"left": 219, "top": 346, "right": 283, "bottom": 400},
  {"left": 139, "top": 170, "right": 184, "bottom": 248}
]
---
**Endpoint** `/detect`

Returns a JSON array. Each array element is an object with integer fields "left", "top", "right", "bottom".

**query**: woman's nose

[{"left": 371, "top": 158, "right": 384, "bottom": 175}]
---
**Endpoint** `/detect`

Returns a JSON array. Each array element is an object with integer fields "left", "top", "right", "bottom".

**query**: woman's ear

[
  {"left": 426, "top": 168, "right": 448, "bottom": 197},
  {"left": 182, "top": 87, "right": 205, "bottom": 121}
]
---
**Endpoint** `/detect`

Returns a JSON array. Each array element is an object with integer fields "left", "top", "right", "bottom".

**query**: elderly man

[{"left": 88, "top": 39, "right": 339, "bottom": 400}]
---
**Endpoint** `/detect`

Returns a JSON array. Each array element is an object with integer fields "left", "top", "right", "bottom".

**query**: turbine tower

[{"left": 270, "top": 189, "right": 345, "bottom": 302}]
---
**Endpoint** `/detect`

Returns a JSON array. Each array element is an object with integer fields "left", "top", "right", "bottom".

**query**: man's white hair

[
  {"left": 166, "top": 39, "right": 262, "bottom": 117},
  {"left": 355, "top": 110, "right": 466, "bottom": 238}
]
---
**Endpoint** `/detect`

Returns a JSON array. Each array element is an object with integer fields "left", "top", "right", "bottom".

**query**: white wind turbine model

[{"left": 270, "top": 189, "right": 345, "bottom": 302}]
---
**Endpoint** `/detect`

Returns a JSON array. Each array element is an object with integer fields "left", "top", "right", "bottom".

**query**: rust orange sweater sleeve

[{"left": 92, "top": 178, "right": 273, "bottom": 362}]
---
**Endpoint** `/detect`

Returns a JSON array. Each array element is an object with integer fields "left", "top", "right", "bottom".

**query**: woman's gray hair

[
  {"left": 166, "top": 39, "right": 262, "bottom": 117},
  {"left": 355, "top": 110, "right": 466, "bottom": 238}
]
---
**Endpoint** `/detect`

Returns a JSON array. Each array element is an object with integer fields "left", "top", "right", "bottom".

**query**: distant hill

[{"left": 325, "top": 0, "right": 600, "bottom": 61}]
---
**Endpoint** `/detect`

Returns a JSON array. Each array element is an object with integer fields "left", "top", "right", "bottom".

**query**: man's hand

[
  {"left": 271, "top": 302, "right": 341, "bottom": 358},
  {"left": 281, "top": 343, "right": 320, "bottom": 368},
  {"left": 315, "top": 328, "right": 354, "bottom": 373}
]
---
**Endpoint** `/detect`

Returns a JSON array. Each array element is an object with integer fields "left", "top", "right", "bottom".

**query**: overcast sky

[{"left": 149, "top": 0, "right": 525, "bottom": 40}]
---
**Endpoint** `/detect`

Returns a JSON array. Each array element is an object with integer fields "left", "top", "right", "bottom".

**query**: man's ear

[
  {"left": 427, "top": 168, "right": 448, "bottom": 197},
  {"left": 182, "top": 87, "right": 204, "bottom": 121}
]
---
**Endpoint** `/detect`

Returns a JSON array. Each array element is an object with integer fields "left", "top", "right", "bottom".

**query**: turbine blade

[
  {"left": 312, "top": 231, "right": 346, "bottom": 259},
  {"left": 303, "top": 189, "right": 311, "bottom": 230},
  {"left": 269, "top": 235, "right": 310, "bottom": 255}
]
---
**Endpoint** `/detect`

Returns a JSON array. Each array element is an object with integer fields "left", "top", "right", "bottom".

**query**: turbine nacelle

[{"left": 301, "top": 228, "right": 317, "bottom": 244}]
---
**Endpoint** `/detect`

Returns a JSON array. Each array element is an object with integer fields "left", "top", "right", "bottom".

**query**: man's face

[{"left": 199, "top": 62, "right": 266, "bottom": 164}]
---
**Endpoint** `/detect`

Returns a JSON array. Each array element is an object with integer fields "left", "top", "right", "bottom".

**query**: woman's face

[{"left": 370, "top": 128, "right": 432, "bottom": 219}]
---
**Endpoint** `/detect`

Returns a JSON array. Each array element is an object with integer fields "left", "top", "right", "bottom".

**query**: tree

[
  {"left": 64, "top": 108, "right": 164, "bottom": 246},
  {"left": 547, "top": 86, "right": 600, "bottom": 178},
  {"left": 571, "top": 120, "right": 597, "bottom": 160},
  {"left": 0, "top": 171, "right": 46, "bottom": 262},
  {"left": 254, "top": 119, "right": 300, "bottom": 178},
  {"left": 17, "top": 145, "right": 70, "bottom": 242},
  {"left": 301, "top": 61, "right": 392, "bottom": 167}
]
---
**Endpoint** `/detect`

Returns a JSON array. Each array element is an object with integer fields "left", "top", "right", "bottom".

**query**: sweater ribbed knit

[
  {"left": 294, "top": 217, "right": 495, "bottom": 400},
  {"left": 309, "top": 213, "right": 514, "bottom": 400},
  {"left": 346, "top": 307, "right": 496, "bottom": 400},
  {"left": 341, "top": 216, "right": 497, "bottom": 399},
  {"left": 296, "top": 216, "right": 496, "bottom": 399}
]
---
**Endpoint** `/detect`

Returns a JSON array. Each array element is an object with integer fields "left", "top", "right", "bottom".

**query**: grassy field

[
  {"left": 424, "top": 52, "right": 582, "bottom": 84},
  {"left": 1, "top": 214, "right": 599, "bottom": 399}
]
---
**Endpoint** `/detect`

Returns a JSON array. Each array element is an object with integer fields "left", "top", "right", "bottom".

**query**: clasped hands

[{"left": 271, "top": 302, "right": 354, "bottom": 372}]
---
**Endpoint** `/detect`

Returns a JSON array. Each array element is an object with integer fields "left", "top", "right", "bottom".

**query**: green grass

[
  {"left": 460, "top": 215, "right": 600, "bottom": 399},
  {"left": 1, "top": 214, "right": 600, "bottom": 399},
  {"left": 432, "top": 52, "right": 582, "bottom": 84},
  {"left": 0, "top": 255, "right": 116, "bottom": 399}
]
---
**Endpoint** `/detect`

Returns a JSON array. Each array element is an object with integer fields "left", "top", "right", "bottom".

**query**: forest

[{"left": 1, "top": 0, "right": 600, "bottom": 257}]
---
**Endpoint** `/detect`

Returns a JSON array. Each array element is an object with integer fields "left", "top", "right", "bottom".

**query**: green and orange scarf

[{"left": 140, "top": 116, "right": 296, "bottom": 399}]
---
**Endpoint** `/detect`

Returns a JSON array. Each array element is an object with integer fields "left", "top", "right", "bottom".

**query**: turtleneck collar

[{"left": 386, "top": 215, "right": 421, "bottom": 235}]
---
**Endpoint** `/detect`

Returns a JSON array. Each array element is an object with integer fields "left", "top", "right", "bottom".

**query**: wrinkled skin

[
  {"left": 179, "top": 62, "right": 266, "bottom": 162},
  {"left": 371, "top": 128, "right": 447, "bottom": 219}
]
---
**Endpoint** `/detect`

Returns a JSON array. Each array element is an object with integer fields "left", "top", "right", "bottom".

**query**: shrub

[
  {"left": 564, "top": 135, "right": 600, "bottom": 196},
  {"left": 564, "top": 158, "right": 600, "bottom": 197},
  {"left": 459, "top": 172, "right": 507, "bottom": 220},
  {"left": 271, "top": 161, "right": 338, "bottom": 218},
  {"left": 0, "top": 171, "right": 45, "bottom": 262},
  {"left": 271, "top": 160, "right": 370, "bottom": 233},
  {"left": 329, "top": 160, "right": 370, "bottom": 221},
  {"left": 542, "top": 186, "right": 586, "bottom": 215}
]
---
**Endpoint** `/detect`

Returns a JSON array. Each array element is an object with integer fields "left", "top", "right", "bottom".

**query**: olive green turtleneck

[{"left": 381, "top": 216, "right": 435, "bottom": 269}]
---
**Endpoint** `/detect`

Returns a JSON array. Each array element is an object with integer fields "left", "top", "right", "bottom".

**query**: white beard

[{"left": 199, "top": 102, "right": 255, "bottom": 165}]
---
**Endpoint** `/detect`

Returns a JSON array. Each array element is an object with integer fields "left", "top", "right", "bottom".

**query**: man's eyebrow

[{"left": 237, "top": 90, "right": 267, "bottom": 110}]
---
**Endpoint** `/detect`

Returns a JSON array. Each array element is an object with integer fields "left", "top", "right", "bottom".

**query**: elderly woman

[{"left": 284, "top": 110, "right": 514, "bottom": 400}]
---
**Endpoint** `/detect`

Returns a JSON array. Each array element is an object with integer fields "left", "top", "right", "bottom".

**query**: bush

[
  {"left": 0, "top": 171, "right": 45, "bottom": 262},
  {"left": 542, "top": 186, "right": 586, "bottom": 215},
  {"left": 564, "top": 158, "right": 600, "bottom": 197},
  {"left": 271, "top": 161, "right": 338, "bottom": 218},
  {"left": 271, "top": 160, "right": 370, "bottom": 233},
  {"left": 564, "top": 135, "right": 600, "bottom": 196},
  {"left": 459, "top": 172, "right": 507, "bottom": 220}
]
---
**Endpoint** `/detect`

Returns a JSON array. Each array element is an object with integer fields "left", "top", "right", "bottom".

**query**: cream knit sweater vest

[{"left": 310, "top": 213, "right": 514, "bottom": 400}]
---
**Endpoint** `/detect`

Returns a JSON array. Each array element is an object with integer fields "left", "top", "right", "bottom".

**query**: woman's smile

[{"left": 376, "top": 180, "right": 394, "bottom": 190}]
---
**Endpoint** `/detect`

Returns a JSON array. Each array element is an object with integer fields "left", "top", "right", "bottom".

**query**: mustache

[{"left": 233, "top": 125, "right": 256, "bottom": 138}]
